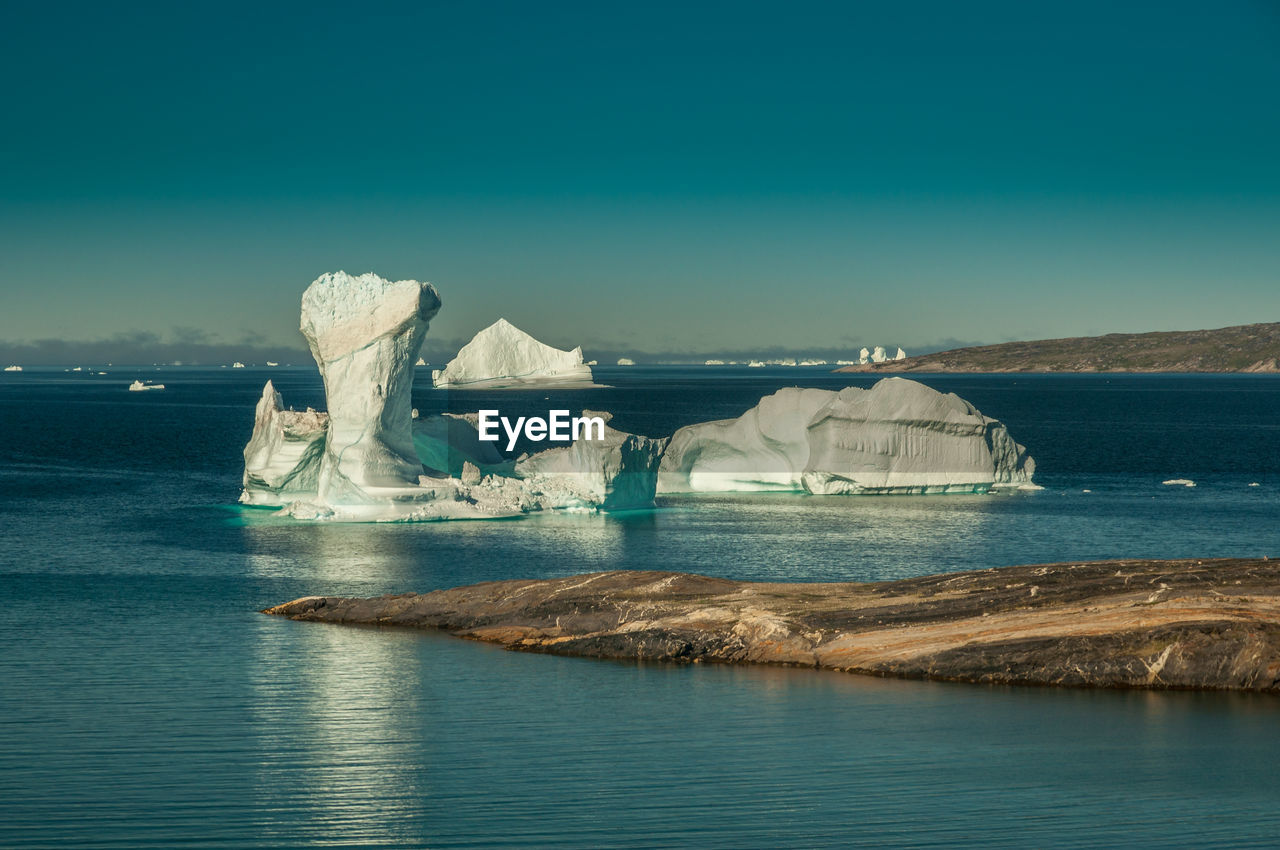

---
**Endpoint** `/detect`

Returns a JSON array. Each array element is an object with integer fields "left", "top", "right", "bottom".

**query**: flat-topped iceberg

[
  {"left": 658, "top": 378, "right": 1036, "bottom": 495},
  {"left": 432, "top": 318, "right": 597, "bottom": 388}
]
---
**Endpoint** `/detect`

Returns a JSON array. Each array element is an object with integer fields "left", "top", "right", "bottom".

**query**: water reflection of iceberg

[{"left": 248, "top": 609, "right": 431, "bottom": 845}]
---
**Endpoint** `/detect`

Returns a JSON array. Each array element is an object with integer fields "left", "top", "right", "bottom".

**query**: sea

[{"left": 2, "top": 366, "right": 1279, "bottom": 848}]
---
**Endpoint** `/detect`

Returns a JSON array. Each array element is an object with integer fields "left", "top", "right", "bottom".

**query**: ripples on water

[{"left": 1, "top": 368, "right": 1278, "bottom": 847}]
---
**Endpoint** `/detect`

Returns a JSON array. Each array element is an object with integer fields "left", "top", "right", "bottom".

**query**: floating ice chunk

[
  {"left": 1162, "top": 479, "right": 1196, "bottom": 487},
  {"left": 705, "top": 359, "right": 725, "bottom": 366},
  {"left": 871, "top": 346, "right": 888, "bottom": 363},
  {"left": 747, "top": 360, "right": 765, "bottom": 367},
  {"left": 3, "top": 365, "right": 21, "bottom": 372},
  {"left": 232, "top": 362, "right": 245, "bottom": 368},
  {"left": 894, "top": 347, "right": 908, "bottom": 360},
  {"left": 617, "top": 358, "right": 635, "bottom": 366},
  {"left": 432, "top": 318, "right": 597, "bottom": 388},
  {"left": 240, "top": 381, "right": 328, "bottom": 505},
  {"left": 659, "top": 378, "right": 1035, "bottom": 495},
  {"left": 514, "top": 411, "right": 667, "bottom": 509},
  {"left": 128, "top": 380, "right": 165, "bottom": 391},
  {"left": 1249, "top": 482, "right": 1261, "bottom": 487}
]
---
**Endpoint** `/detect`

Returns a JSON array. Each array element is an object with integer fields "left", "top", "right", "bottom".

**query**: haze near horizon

[{"left": 2, "top": 0, "right": 1277, "bottom": 363}]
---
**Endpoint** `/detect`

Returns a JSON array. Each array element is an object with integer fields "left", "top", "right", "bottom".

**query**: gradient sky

[{"left": 2, "top": 0, "right": 1277, "bottom": 361}]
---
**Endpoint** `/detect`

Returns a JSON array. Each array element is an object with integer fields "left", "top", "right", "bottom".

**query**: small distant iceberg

[
  {"left": 415, "top": 357, "right": 427, "bottom": 366},
  {"left": 705, "top": 359, "right": 726, "bottom": 366},
  {"left": 3, "top": 365, "right": 21, "bottom": 372},
  {"left": 1163, "top": 479, "right": 1196, "bottom": 487},
  {"left": 432, "top": 318, "right": 598, "bottom": 389},
  {"left": 853, "top": 346, "right": 908, "bottom": 365},
  {"left": 616, "top": 357, "right": 635, "bottom": 366},
  {"left": 232, "top": 361, "right": 246, "bottom": 368},
  {"left": 266, "top": 361, "right": 279, "bottom": 367},
  {"left": 128, "top": 380, "right": 165, "bottom": 392}
]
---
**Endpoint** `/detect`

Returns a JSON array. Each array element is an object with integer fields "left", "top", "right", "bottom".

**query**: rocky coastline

[{"left": 265, "top": 558, "right": 1280, "bottom": 693}]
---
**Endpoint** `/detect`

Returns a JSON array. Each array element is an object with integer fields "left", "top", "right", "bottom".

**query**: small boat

[{"left": 128, "top": 380, "right": 165, "bottom": 392}]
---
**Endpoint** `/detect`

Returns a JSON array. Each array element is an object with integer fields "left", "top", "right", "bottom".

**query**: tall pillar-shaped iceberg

[{"left": 300, "top": 271, "right": 442, "bottom": 501}]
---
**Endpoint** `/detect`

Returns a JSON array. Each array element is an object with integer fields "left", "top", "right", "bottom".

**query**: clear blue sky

[{"left": 1, "top": 0, "right": 1277, "bottom": 361}]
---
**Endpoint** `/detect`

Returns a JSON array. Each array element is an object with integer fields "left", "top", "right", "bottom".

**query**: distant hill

[{"left": 836, "top": 322, "right": 1280, "bottom": 374}]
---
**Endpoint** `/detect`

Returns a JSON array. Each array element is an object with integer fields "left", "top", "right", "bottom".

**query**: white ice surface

[
  {"left": 513, "top": 410, "right": 667, "bottom": 509},
  {"left": 658, "top": 378, "right": 1036, "bottom": 495},
  {"left": 432, "top": 318, "right": 597, "bottom": 388}
]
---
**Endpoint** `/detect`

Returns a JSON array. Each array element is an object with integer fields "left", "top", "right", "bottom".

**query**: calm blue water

[{"left": 2, "top": 366, "right": 1279, "bottom": 848}]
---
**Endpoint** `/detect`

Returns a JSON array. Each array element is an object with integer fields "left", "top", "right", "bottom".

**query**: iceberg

[
  {"left": 232, "top": 362, "right": 245, "bottom": 368},
  {"left": 659, "top": 388, "right": 835, "bottom": 492},
  {"left": 411, "top": 412, "right": 506, "bottom": 479},
  {"left": 301, "top": 271, "right": 441, "bottom": 502},
  {"left": 800, "top": 379, "right": 1036, "bottom": 494},
  {"left": 239, "top": 272, "right": 661, "bottom": 521},
  {"left": 870, "top": 346, "right": 888, "bottom": 363},
  {"left": 894, "top": 347, "right": 907, "bottom": 360},
  {"left": 3, "top": 365, "right": 21, "bottom": 372},
  {"left": 658, "top": 378, "right": 1035, "bottom": 495},
  {"left": 513, "top": 411, "right": 667, "bottom": 510},
  {"left": 617, "top": 357, "right": 635, "bottom": 366},
  {"left": 432, "top": 318, "right": 597, "bottom": 388},
  {"left": 241, "top": 381, "right": 328, "bottom": 504},
  {"left": 128, "top": 380, "right": 164, "bottom": 391}
]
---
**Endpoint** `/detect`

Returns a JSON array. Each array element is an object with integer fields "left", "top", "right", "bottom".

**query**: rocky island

[
  {"left": 837, "top": 321, "right": 1280, "bottom": 373},
  {"left": 266, "top": 558, "right": 1280, "bottom": 693}
]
